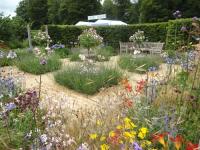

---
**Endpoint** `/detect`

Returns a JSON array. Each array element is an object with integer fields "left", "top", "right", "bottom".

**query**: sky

[
  {"left": 0, "top": 0, "right": 137, "bottom": 17},
  {"left": 0, "top": 0, "right": 21, "bottom": 17}
]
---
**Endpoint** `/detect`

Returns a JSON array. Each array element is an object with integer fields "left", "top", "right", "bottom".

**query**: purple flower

[
  {"left": 192, "top": 16, "right": 199, "bottom": 21},
  {"left": 173, "top": 10, "right": 182, "bottom": 18},
  {"left": 132, "top": 142, "right": 142, "bottom": 150},
  {"left": 5, "top": 102, "right": 16, "bottom": 111},
  {"left": 40, "top": 58, "right": 47, "bottom": 65},
  {"left": 148, "top": 66, "right": 157, "bottom": 72},
  {"left": 181, "top": 26, "right": 187, "bottom": 32}
]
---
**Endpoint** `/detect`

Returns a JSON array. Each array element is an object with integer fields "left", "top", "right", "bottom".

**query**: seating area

[{"left": 119, "top": 41, "right": 164, "bottom": 55}]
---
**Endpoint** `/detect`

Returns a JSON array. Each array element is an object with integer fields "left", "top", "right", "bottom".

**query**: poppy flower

[
  {"left": 186, "top": 142, "right": 199, "bottom": 150},
  {"left": 169, "top": 135, "right": 183, "bottom": 150}
]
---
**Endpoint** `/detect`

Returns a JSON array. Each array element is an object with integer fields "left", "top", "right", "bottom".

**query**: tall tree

[
  {"left": 48, "top": 0, "right": 61, "bottom": 24},
  {"left": 28, "top": 0, "right": 48, "bottom": 28},
  {"left": 102, "top": 0, "right": 117, "bottom": 20},
  {"left": 59, "top": 0, "right": 102, "bottom": 24},
  {"left": 16, "top": 0, "right": 30, "bottom": 22},
  {"left": 113, "top": 0, "right": 131, "bottom": 22}
]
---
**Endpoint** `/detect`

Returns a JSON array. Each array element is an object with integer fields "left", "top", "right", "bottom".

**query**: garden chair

[{"left": 119, "top": 42, "right": 128, "bottom": 54}]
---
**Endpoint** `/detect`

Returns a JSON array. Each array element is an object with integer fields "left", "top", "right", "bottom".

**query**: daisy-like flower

[{"left": 100, "top": 144, "right": 110, "bottom": 150}]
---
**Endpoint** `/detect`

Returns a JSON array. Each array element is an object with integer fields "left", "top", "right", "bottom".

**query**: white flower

[
  {"left": 7, "top": 51, "right": 17, "bottom": 59},
  {"left": 134, "top": 50, "right": 141, "bottom": 55},
  {"left": 40, "top": 134, "right": 48, "bottom": 144},
  {"left": 79, "top": 54, "right": 86, "bottom": 61}
]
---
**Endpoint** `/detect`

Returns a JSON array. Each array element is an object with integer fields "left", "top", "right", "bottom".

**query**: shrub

[
  {"left": 95, "top": 46, "right": 115, "bottom": 61},
  {"left": 118, "top": 55, "right": 162, "bottom": 74},
  {"left": 16, "top": 53, "right": 61, "bottom": 75},
  {"left": 54, "top": 65, "right": 122, "bottom": 95},
  {"left": 69, "top": 51, "right": 81, "bottom": 61},
  {"left": 165, "top": 18, "right": 192, "bottom": 51},
  {"left": 54, "top": 48, "right": 70, "bottom": 58},
  {"left": 78, "top": 28, "right": 103, "bottom": 56}
]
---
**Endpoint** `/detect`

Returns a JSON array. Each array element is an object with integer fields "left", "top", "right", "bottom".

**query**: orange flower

[
  {"left": 121, "top": 78, "right": 129, "bottom": 85},
  {"left": 107, "top": 130, "right": 121, "bottom": 145},
  {"left": 186, "top": 142, "right": 199, "bottom": 150},
  {"left": 152, "top": 132, "right": 168, "bottom": 147},
  {"left": 169, "top": 135, "right": 183, "bottom": 150},
  {"left": 125, "top": 83, "right": 132, "bottom": 92}
]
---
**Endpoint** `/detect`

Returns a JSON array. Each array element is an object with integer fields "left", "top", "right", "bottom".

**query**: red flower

[
  {"left": 125, "top": 83, "right": 132, "bottom": 92},
  {"left": 169, "top": 135, "right": 183, "bottom": 150},
  {"left": 123, "top": 99, "right": 133, "bottom": 108},
  {"left": 136, "top": 79, "right": 146, "bottom": 93},
  {"left": 186, "top": 142, "right": 199, "bottom": 150}
]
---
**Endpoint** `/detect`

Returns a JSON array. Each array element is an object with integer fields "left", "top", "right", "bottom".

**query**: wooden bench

[{"left": 119, "top": 41, "right": 164, "bottom": 55}]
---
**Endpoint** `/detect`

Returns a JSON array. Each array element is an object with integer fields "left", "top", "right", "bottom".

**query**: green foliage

[
  {"left": 48, "top": 22, "right": 167, "bottom": 49},
  {"left": 69, "top": 51, "right": 81, "bottom": 61},
  {"left": 165, "top": 18, "right": 192, "bottom": 52},
  {"left": 118, "top": 55, "right": 162, "bottom": 74},
  {"left": 0, "top": 57, "right": 13, "bottom": 67},
  {"left": 0, "top": 15, "right": 26, "bottom": 46},
  {"left": 0, "top": 110, "right": 37, "bottom": 149},
  {"left": 54, "top": 65, "right": 122, "bottom": 95},
  {"left": 16, "top": 53, "right": 61, "bottom": 75},
  {"left": 54, "top": 48, "right": 70, "bottom": 58},
  {"left": 95, "top": 46, "right": 115, "bottom": 61}
]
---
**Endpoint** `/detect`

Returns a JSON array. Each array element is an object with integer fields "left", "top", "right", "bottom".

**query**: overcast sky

[
  {"left": 0, "top": 0, "right": 21, "bottom": 17},
  {"left": 0, "top": 0, "right": 137, "bottom": 17}
]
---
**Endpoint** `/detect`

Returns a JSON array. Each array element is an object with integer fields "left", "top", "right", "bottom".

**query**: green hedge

[
  {"left": 165, "top": 18, "right": 192, "bottom": 51},
  {"left": 47, "top": 19, "right": 192, "bottom": 50},
  {"left": 47, "top": 23, "right": 168, "bottom": 49}
]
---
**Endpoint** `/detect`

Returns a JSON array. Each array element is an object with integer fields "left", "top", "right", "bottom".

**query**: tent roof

[
  {"left": 94, "top": 20, "right": 127, "bottom": 26},
  {"left": 75, "top": 20, "right": 128, "bottom": 26},
  {"left": 75, "top": 21, "right": 94, "bottom": 26}
]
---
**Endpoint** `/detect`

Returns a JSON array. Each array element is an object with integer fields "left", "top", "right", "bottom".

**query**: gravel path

[{"left": 1, "top": 56, "right": 179, "bottom": 111}]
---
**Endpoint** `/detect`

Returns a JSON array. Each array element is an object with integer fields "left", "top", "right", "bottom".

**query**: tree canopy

[{"left": 15, "top": 0, "right": 200, "bottom": 27}]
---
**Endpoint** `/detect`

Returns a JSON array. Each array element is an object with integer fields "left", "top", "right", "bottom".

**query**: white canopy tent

[
  {"left": 75, "top": 20, "right": 127, "bottom": 26},
  {"left": 75, "top": 21, "right": 94, "bottom": 26},
  {"left": 94, "top": 20, "right": 127, "bottom": 26}
]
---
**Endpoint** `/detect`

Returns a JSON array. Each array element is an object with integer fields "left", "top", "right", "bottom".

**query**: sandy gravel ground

[{"left": 1, "top": 56, "right": 179, "bottom": 111}]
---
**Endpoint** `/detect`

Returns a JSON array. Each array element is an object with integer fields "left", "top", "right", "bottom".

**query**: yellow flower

[
  {"left": 97, "top": 120, "right": 103, "bottom": 126},
  {"left": 138, "top": 127, "right": 148, "bottom": 139},
  {"left": 100, "top": 136, "right": 106, "bottom": 141},
  {"left": 123, "top": 117, "right": 137, "bottom": 129},
  {"left": 116, "top": 125, "right": 123, "bottom": 130},
  {"left": 109, "top": 131, "right": 115, "bottom": 137},
  {"left": 123, "top": 131, "right": 136, "bottom": 142},
  {"left": 141, "top": 140, "right": 152, "bottom": 148},
  {"left": 89, "top": 133, "right": 98, "bottom": 140},
  {"left": 101, "top": 144, "right": 110, "bottom": 150}
]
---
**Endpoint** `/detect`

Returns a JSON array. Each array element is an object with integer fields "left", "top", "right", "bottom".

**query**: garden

[{"left": 0, "top": 11, "right": 200, "bottom": 150}]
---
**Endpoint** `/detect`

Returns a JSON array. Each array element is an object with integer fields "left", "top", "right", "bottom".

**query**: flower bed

[
  {"left": 16, "top": 53, "right": 61, "bottom": 75},
  {"left": 118, "top": 55, "right": 162, "bottom": 74},
  {"left": 54, "top": 64, "right": 122, "bottom": 95}
]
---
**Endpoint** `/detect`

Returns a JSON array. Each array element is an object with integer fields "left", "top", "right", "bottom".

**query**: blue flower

[
  {"left": 132, "top": 142, "right": 143, "bottom": 150},
  {"left": 165, "top": 57, "right": 175, "bottom": 64},
  {"left": 148, "top": 66, "right": 157, "bottom": 72},
  {"left": 5, "top": 102, "right": 16, "bottom": 111}
]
